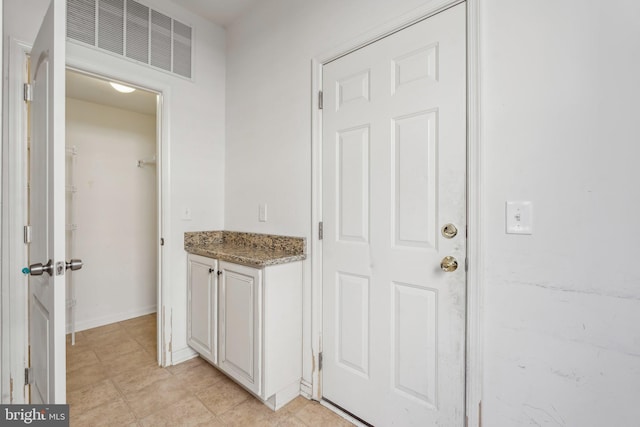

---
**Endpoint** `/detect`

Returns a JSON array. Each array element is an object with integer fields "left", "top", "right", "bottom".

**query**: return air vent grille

[
  {"left": 151, "top": 10, "right": 172, "bottom": 71},
  {"left": 67, "top": 0, "right": 193, "bottom": 79},
  {"left": 98, "top": 0, "right": 124, "bottom": 54},
  {"left": 68, "top": 0, "right": 96, "bottom": 45}
]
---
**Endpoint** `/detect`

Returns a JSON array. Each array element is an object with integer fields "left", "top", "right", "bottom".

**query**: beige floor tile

[
  {"left": 296, "top": 402, "right": 355, "bottom": 427},
  {"left": 67, "top": 315, "right": 356, "bottom": 427},
  {"left": 123, "top": 375, "right": 192, "bottom": 419},
  {"left": 66, "top": 331, "right": 91, "bottom": 350},
  {"left": 118, "top": 314, "right": 156, "bottom": 329},
  {"left": 219, "top": 398, "right": 280, "bottom": 427},
  {"left": 133, "top": 334, "right": 157, "bottom": 355},
  {"left": 111, "top": 365, "right": 171, "bottom": 395},
  {"left": 69, "top": 397, "right": 136, "bottom": 427},
  {"left": 85, "top": 330, "right": 134, "bottom": 353},
  {"left": 166, "top": 356, "right": 209, "bottom": 375},
  {"left": 279, "top": 396, "right": 313, "bottom": 416},
  {"left": 101, "top": 349, "right": 157, "bottom": 377},
  {"left": 67, "top": 348, "right": 100, "bottom": 373},
  {"left": 277, "top": 415, "right": 309, "bottom": 427},
  {"left": 127, "top": 326, "right": 157, "bottom": 341},
  {"left": 139, "top": 396, "right": 223, "bottom": 427},
  {"left": 195, "top": 376, "right": 251, "bottom": 416},
  {"left": 82, "top": 323, "right": 124, "bottom": 339},
  {"left": 66, "top": 362, "right": 109, "bottom": 393},
  {"left": 170, "top": 362, "right": 226, "bottom": 393},
  {"left": 67, "top": 379, "right": 121, "bottom": 416},
  {"left": 93, "top": 337, "right": 146, "bottom": 362}
]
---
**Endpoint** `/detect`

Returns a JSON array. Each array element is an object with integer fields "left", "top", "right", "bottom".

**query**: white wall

[
  {"left": 66, "top": 98, "right": 156, "bottom": 331},
  {"left": 226, "top": 0, "right": 640, "bottom": 425},
  {"left": 4, "top": 0, "right": 226, "bottom": 362},
  {"left": 480, "top": 1, "right": 640, "bottom": 425}
]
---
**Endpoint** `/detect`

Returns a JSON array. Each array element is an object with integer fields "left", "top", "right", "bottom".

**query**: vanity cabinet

[
  {"left": 186, "top": 254, "right": 302, "bottom": 410},
  {"left": 187, "top": 254, "right": 218, "bottom": 365}
]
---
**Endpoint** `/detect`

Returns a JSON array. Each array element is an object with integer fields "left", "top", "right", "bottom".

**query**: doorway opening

[
  {"left": 63, "top": 69, "right": 159, "bottom": 358},
  {"left": 2, "top": 35, "right": 170, "bottom": 403}
]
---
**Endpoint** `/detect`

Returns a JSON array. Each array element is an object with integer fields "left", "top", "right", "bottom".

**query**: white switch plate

[
  {"left": 506, "top": 201, "right": 532, "bottom": 234},
  {"left": 181, "top": 207, "right": 192, "bottom": 221},
  {"left": 259, "top": 203, "right": 267, "bottom": 222}
]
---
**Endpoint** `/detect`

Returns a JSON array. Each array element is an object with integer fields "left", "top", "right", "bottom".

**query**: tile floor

[{"left": 66, "top": 314, "right": 354, "bottom": 426}]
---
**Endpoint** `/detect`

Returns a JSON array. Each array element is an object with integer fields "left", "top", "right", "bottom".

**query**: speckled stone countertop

[{"left": 184, "top": 231, "right": 306, "bottom": 267}]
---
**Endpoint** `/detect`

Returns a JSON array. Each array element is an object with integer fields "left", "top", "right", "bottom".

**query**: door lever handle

[{"left": 25, "top": 259, "right": 54, "bottom": 276}]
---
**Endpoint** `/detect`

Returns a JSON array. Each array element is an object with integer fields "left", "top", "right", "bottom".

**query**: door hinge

[
  {"left": 160, "top": 237, "right": 165, "bottom": 246},
  {"left": 24, "top": 225, "right": 32, "bottom": 244},
  {"left": 318, "top": 221, "right": 323, "bottom": 240},
  {"left": 318, "top": 352, "right": 323, "bottom": 371},
  {"left": 23, "top": 83, "right": 33, "bottom": 102},
  {"left": 465, "top": 257, "right": 469, "bottom": 272},
  {"left": 318, "top": 91, "right": 323, "bottom": 110},
  {"left": 24, "top": 367, "right": 32, "bottom": 385}
]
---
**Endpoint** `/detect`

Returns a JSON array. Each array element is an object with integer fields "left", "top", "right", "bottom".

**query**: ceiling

[
  {"left": 170, "top": 0, "right": 261, "bottom": 27},
  {"left": 66, "top": 70, "right": 157, "bottom": 115}
]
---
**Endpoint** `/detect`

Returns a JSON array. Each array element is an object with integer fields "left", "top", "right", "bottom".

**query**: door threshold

[{"left": 321, "top": 399, "right": 373, "bottom": 427}]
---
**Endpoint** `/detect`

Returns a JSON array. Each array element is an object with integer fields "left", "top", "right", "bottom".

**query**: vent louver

[
  {"left": 98, "top": 0, "right": 124, "bottom": 55},
  {"left": 67, "top": 0, "right": 193, "bottom": 79}
]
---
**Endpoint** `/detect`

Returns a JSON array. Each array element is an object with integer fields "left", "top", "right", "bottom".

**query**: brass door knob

[{"left": 440, "top": 256, "right": 458, "bottom": 272}]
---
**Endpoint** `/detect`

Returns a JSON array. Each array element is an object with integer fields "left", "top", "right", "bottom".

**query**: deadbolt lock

[{"left": 441, "top": 223, "right": 458, "bottom": 239}]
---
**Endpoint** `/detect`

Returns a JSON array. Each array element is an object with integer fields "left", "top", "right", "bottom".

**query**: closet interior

[{"left": 65, "top": 70, "right": 159, "bottom": 339}]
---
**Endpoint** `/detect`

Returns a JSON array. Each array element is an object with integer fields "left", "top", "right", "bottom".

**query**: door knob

[
  {"left": 440, "top": 256, "right": 458, "bottom": 272},
  {"left": 66, "top": 259, "right": 83, "bottom": 271},
  {"left": 25, "top": 259, "right": 54, "bottom": 276}
]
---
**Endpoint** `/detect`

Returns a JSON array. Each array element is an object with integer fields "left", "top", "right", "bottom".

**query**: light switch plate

[
  {"left": 506, "top": 201, "right": 532, "bottom": 234},
  {"left": 259, "top": 203, "right": 267, "bottom": 222},
  {"left": 181, "top": 207, "right": 192, "bottom": 221}
]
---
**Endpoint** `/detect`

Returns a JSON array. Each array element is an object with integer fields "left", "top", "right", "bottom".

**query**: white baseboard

[
  {"left": 67, "top": 305, "right": 157, "bottom": 333},
  {"left": 300, "top": 379, "right": 313, "bottom": 399},
  {"left": 172, "top": 346, "right": 199, "bottom": 365}
]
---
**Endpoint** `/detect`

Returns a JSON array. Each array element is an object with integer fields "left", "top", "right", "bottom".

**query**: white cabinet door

[
  {"left": 219, "top": 261, "right": 262, "bottom": 395},
  {"left": 187, "top": 254, "right": 218, "bottom": 364}
]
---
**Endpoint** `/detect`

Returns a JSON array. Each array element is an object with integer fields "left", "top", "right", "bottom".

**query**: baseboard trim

[
  {"left": 67, "top": 305, "right": 157, "bottom": 333},
  {"left": 300, "top": 379, "right": 313, "bottom": 399},
  {"left": 172, "top": 346, "right": 199, "bottom": 365}
]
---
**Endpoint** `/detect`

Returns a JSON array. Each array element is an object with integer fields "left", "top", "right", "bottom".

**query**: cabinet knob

[
  {"left": 208, "top": 268, "right": 215, "bottom": 274},
  {"left": 217, "top": 270, "right": 223, "bottom": 276}
]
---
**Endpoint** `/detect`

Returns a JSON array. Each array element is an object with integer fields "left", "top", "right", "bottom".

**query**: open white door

[{"left": 27, "top": 0, "right": 67, "bottom": 404}]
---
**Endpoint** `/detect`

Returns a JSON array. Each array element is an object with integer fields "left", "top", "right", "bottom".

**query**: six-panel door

[{"left": 321, "top": 4, "right": 467, "bottom": 426}]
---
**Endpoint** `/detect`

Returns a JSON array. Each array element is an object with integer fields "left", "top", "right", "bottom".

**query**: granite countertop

[{"left": 184, "top": 230, "right": 306, "bottom": 267}]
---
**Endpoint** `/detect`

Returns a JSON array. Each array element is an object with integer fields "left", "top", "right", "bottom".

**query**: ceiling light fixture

[{"left": 109, "top": 82, "right": 136, "bottom": 93}]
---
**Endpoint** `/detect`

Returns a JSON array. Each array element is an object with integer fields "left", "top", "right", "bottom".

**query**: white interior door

[
  {"left": 28, "top": 0, "right": 67, "bottom": 404},
  {"left": 322, "top": 4, "right": 466, "bottom": 426}
]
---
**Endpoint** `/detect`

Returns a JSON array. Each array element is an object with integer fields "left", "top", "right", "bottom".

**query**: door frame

[
  {"left": 1, "top": 37, "right": 172, "bottom": 402},
  {"left": 64, "top": 48, "right": 173, "bottom": 369},
  {"left": 309, "top": 0, "right": 483, "bottom": 425}
]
